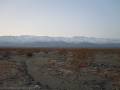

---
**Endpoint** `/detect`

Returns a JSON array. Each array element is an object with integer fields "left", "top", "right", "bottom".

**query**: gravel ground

[{"left": 0, "top": 48, "right": 120, "bottom": 90}]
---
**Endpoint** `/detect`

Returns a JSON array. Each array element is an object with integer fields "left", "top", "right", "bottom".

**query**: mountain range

[{"left": 0, "top": 36, "right": 120, "bottom": 48}]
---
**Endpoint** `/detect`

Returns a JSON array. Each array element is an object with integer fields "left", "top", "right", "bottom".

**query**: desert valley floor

[{"left": 0, "top": 48, "right": 120, "bottom": 90}]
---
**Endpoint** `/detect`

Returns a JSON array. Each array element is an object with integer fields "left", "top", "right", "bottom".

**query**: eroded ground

[{"left": 0, "top": 48, "right": 120, "bottom": 90}]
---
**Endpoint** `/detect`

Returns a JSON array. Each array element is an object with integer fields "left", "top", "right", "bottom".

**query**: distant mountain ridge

[{"left": 0, "top": 36, "right": 120, "bottom": 48}]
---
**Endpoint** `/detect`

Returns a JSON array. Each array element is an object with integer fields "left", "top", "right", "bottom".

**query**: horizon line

[{"left": 0, "top": 35, "right": 119, "bottom": 40}]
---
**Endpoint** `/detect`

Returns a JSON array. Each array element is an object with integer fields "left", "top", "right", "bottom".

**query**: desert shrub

[
  {"left": 66, "top": 49, "right": 95, "bottom": 71},
  {"left": 48, "top": 59, "right": 57, "bottom": 67},
  {"left": 58, "top": 48, "right": 67, "bottom": 55},
  {"left": 26, "top": 52, "right": 33, "bottom": 57},
  {"left": 2, "top": 51, "right": 11, "bottom": 59}
]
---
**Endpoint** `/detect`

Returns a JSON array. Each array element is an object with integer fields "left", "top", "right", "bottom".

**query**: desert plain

[{"left": 0, "top": 48, "right": 120, "bottom": 90}]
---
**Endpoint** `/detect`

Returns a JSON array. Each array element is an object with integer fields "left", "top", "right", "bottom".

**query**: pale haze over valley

[{"left": 0, "top": 0, "right": 120, "bottom": 39}]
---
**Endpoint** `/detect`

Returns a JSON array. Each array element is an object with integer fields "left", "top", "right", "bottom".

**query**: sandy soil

[{"left": 0, "top": 48, "right": 120, "bottom": 90}]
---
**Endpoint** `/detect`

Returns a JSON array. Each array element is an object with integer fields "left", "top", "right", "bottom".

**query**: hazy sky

[{"left": 0, "top": 0, "right": 120, "bottom": 38}]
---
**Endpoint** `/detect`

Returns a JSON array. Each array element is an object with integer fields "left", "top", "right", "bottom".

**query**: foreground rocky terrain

[{"left": 0, "top": 48, "right": 120, "bottom": 90}]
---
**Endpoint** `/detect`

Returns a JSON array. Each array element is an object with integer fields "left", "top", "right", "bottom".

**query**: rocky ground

[{"left": 0, "top": 48, "right": 120, "bottom": 90}]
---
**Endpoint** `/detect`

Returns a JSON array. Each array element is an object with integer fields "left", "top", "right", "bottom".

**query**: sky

[{"left": 0, "top": 0, "right": 120, "bottom": 38}]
